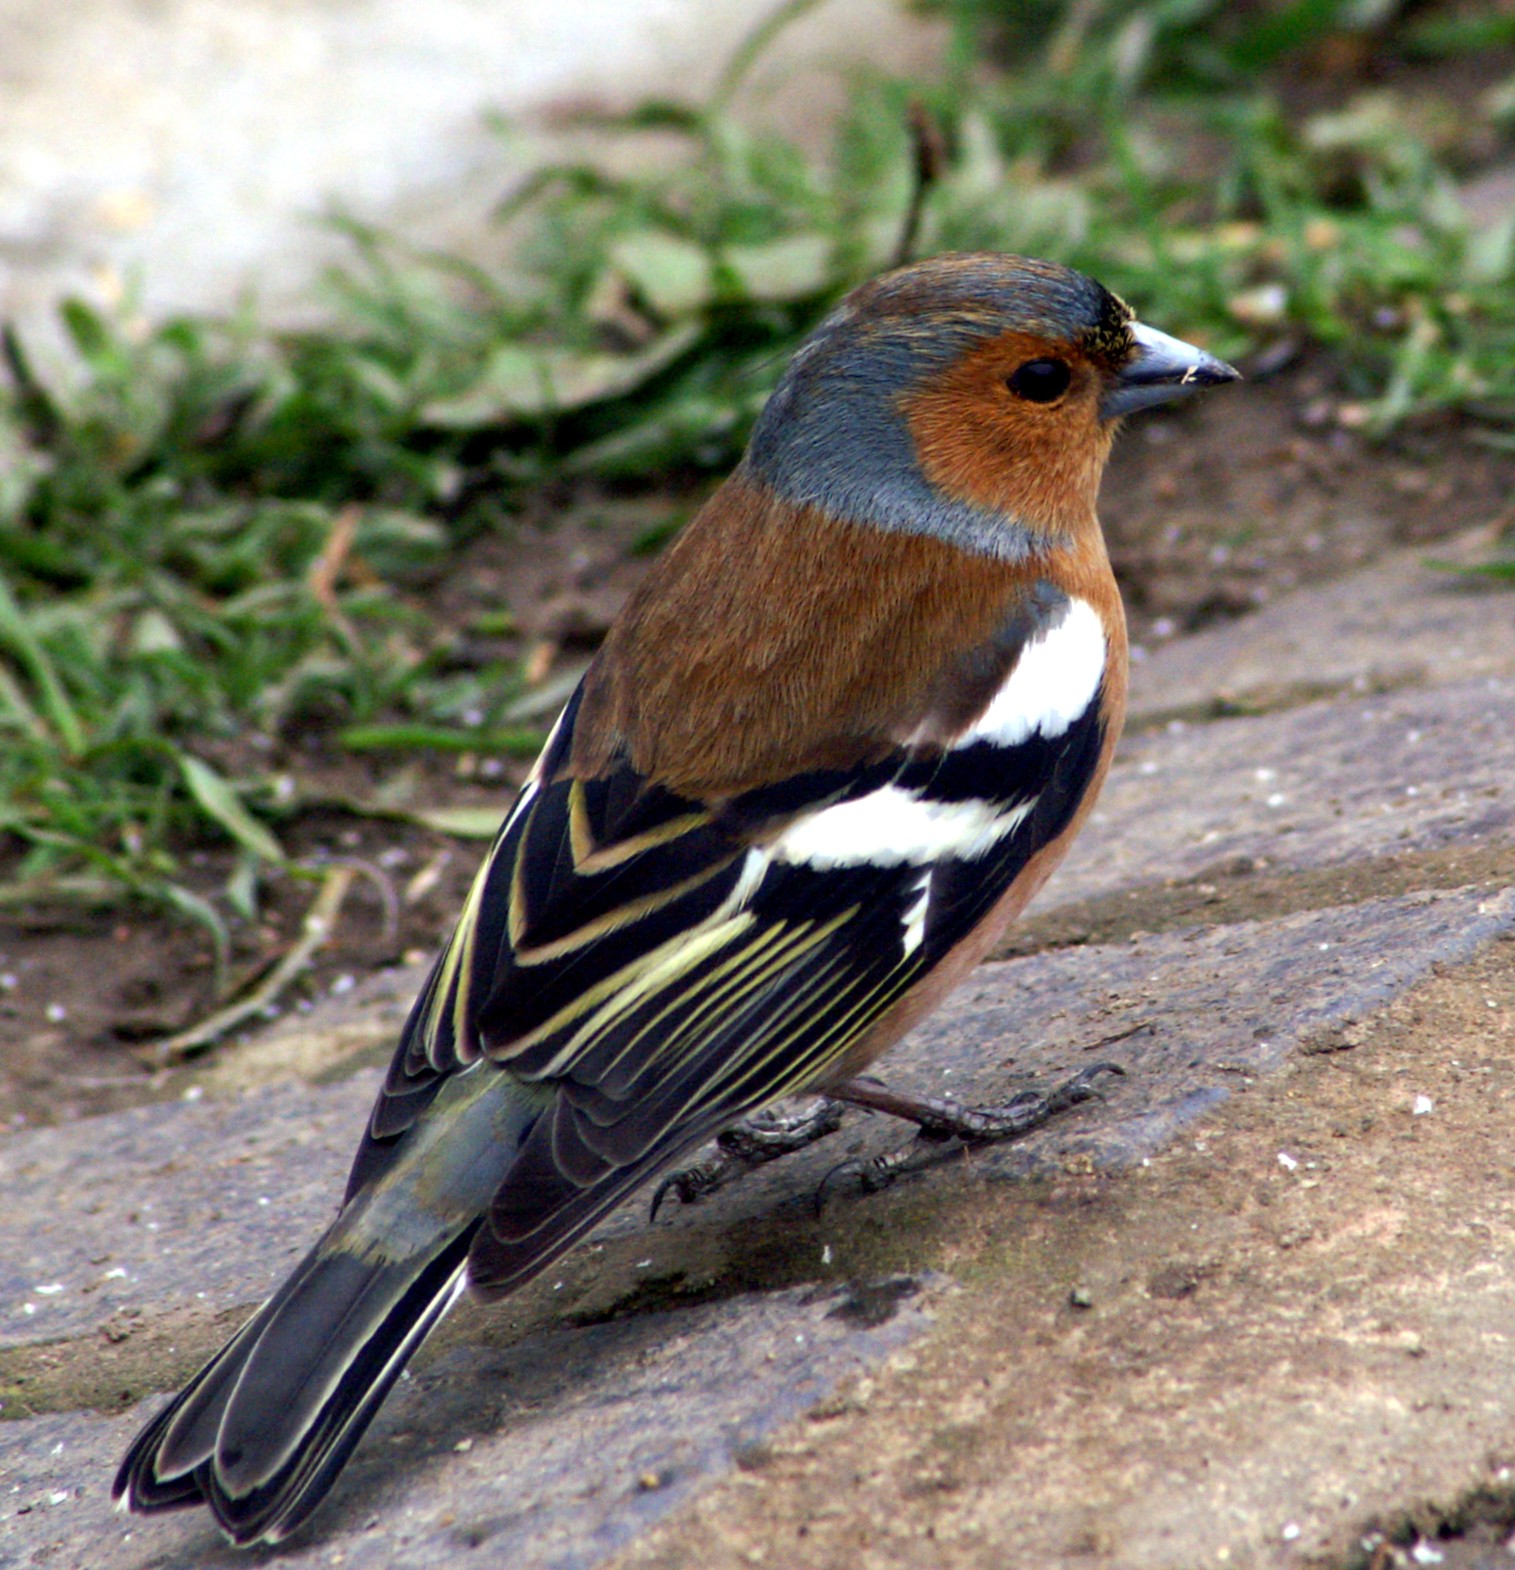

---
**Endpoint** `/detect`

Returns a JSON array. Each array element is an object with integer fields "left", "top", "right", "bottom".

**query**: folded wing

[{"left": 347, "top": 586, "right": 1111, "bottom": 1293}]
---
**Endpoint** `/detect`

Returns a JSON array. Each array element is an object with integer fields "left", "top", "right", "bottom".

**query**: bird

[{"left": 114, "top": 252, "right": 1238, "bottom": 1545}]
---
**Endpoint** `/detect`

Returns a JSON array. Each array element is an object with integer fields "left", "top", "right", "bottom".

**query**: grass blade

[
  {"left": 178, "top": 754, "right": 287, "bottom": 864},
  {"left": 0, "top": 575, "right": 85, "bottom": 755}
]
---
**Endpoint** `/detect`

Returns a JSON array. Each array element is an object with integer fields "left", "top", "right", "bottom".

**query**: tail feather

[
  {"left": 210, "top": 1235, "right": 473, "bottom": 1545},
  {"left": 218, "top": 1248, "right": 452, "bottom": 1491},
  {"left": 152, "top": 1247, "right": 334, "bottom": 1483},
  {"left": 115, "top": 1061, "right": 541, "bottom": 1544},
  {"left": 113, "top": 1310, "right": 268, "bottom": 1514},
  {"left": 112, "top": 1226, "right": 474, "bottom": 1546}
]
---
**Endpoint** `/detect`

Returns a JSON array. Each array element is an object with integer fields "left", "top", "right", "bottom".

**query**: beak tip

[{"left": 1100, "top": 325, "right": 1243, "bottom": 420}]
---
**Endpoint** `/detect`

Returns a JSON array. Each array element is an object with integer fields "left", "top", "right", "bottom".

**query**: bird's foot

[
  {"left": 650, "top": 1098, "right": 847, "bottom": 1218},
  {"left": 818, "top": 1063, "right": 1124, "bottom": 1205}
]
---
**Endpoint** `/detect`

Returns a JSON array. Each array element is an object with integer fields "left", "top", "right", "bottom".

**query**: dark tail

[
  {"left": 113, "top": 1221, "right": 474, "bottom": 1545},
  {"left": 115, "top": 1057, "right": 544, "bottom": 1544},
  {"left": 113, "top": 1078, "right": 725, "bottom": 1544}
]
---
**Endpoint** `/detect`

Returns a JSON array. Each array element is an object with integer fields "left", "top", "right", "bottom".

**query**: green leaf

[
  {"left": 422, "top": 324, "right": 702, "bottom": 426},
  {"left": 0, "top": 574, "right": 85, "bottom": 755},
  {"left": 717, "top": 235, "right": 838, "bottom": 303},
  {"left": 1405, "top": 9, "right": 1515, "bottom": 57},
  {"left": 59, "top": 297, "right": 115, "bottom": 361},
  {"left": 1425, "top": 556, "right": 1515, "bottom": 582},
  {"left": 153, "top": 880, "right": 232, "bottom": 994},
  {"left": 225, "top": 852, "right": 262, "bottom": 921},
  {"left": 130, "top": 608, "right": 185, "bottom": 655},
  {"left": 413, "top": 805, "right": 508, "bottom": 839},
  {"left": 608, "top": 231, "right": 716, "bottom": 317},
  {"left": 1465, "top": 213, "right": 1515, "bottom": 289},
  {"left": 179, "top": 754, "right": 287, "bottom": 864},
  {"left": 338, "top": 722, "right": 547, "bottom": 756}
]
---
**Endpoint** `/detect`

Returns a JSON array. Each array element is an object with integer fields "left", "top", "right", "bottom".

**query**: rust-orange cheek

[{"left": 900, "top": 333, "right": 1111, "bottom": 537}]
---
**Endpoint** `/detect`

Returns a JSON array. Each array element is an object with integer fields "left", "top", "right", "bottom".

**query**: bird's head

[{"left": 745, "top": 252, "right": 1238, "bottom": 559}]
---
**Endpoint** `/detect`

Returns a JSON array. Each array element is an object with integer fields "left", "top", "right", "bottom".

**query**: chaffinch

[{"left": 115, "top": 252, "right": 1237, "bottom": 1544}]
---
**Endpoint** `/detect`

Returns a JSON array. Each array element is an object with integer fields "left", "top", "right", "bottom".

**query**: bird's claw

[
  {"left": 649, "top": 1159, "right": 728, "bottom": 1221},
  {"left": 650, "top": 1098, "right": 846, "bottom": 1220},
  {"left": 814, "top": 1062, "right": 1125, "bottom": 1210}
]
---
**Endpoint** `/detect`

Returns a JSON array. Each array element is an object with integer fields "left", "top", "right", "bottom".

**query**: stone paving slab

[
  {"left": 846, "top": 885, "right": 1515, "bottom": 1182},
  {"left": 3, "top": 888, "right": 1512, "bottom": 1567},
  {"left": 4, "top": 888, "right": 1508, "bottom": 1360},
  {"left": 0, "top": 1075, "right": 375, "bottom": 1351},
  {"left": 1052, "top": 674, "right": 1513, "bottom": 909},
  {"left": 0, "top": 1277, "right": 936, "bottom": 1570},
  {"left": 1126, "top": 530, "right": 1515, "bottom": 724}
]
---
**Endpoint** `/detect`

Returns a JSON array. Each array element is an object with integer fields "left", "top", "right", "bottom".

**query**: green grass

[{"left": 0, "top": 0, "right": 1511, "bottom": 947}]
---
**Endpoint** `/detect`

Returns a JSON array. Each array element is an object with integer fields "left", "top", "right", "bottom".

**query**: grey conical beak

[{"left": 1100, "top": 321, "right": 1241, "bottom": 420}]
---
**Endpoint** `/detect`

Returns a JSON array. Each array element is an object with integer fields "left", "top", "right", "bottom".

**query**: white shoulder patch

[
  {"left": 963, "top": 597, "right": 1106, "bottom": 749},
  {"left": 770, "top": 787, "right": 1035, "bottom": 870},
  {"left": 754, "top": 599, "right": 1105, "bottom": 878}
]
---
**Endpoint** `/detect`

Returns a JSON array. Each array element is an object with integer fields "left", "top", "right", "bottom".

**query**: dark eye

[{"left": 1007, "top": 358, "right": 1072, "bottom": 403}]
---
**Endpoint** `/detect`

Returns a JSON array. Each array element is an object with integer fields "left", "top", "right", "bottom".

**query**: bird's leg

[
  {"left": 651, "top": 1062, "right": 1123, "bottom": 1218},
  {"left": 650, "top": 1098, "right": 847, "bottom": 1218},
  {"left": 819, "top": 1062, "right": 1124, "bottom": 1202}
]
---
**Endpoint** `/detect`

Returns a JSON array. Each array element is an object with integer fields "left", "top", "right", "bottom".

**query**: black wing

[{"left": 346, "top": 675, "right": 1109, "bottom": 1290}]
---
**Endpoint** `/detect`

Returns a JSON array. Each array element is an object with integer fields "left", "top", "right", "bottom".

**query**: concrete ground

[{"left": 2, "top": 527, "right": 1513, "bottom": 1569}]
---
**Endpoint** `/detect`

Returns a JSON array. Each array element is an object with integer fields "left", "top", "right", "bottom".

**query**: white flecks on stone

[
  {"left": 772, "top": 789, "right": 1035, "bottom": 869},
  {"left": 960, "top": 598, "right": 1106, "bottom": 749},
  {"left": 1413, "top": 1094, "right": 1434, "bottom": 1116}
]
